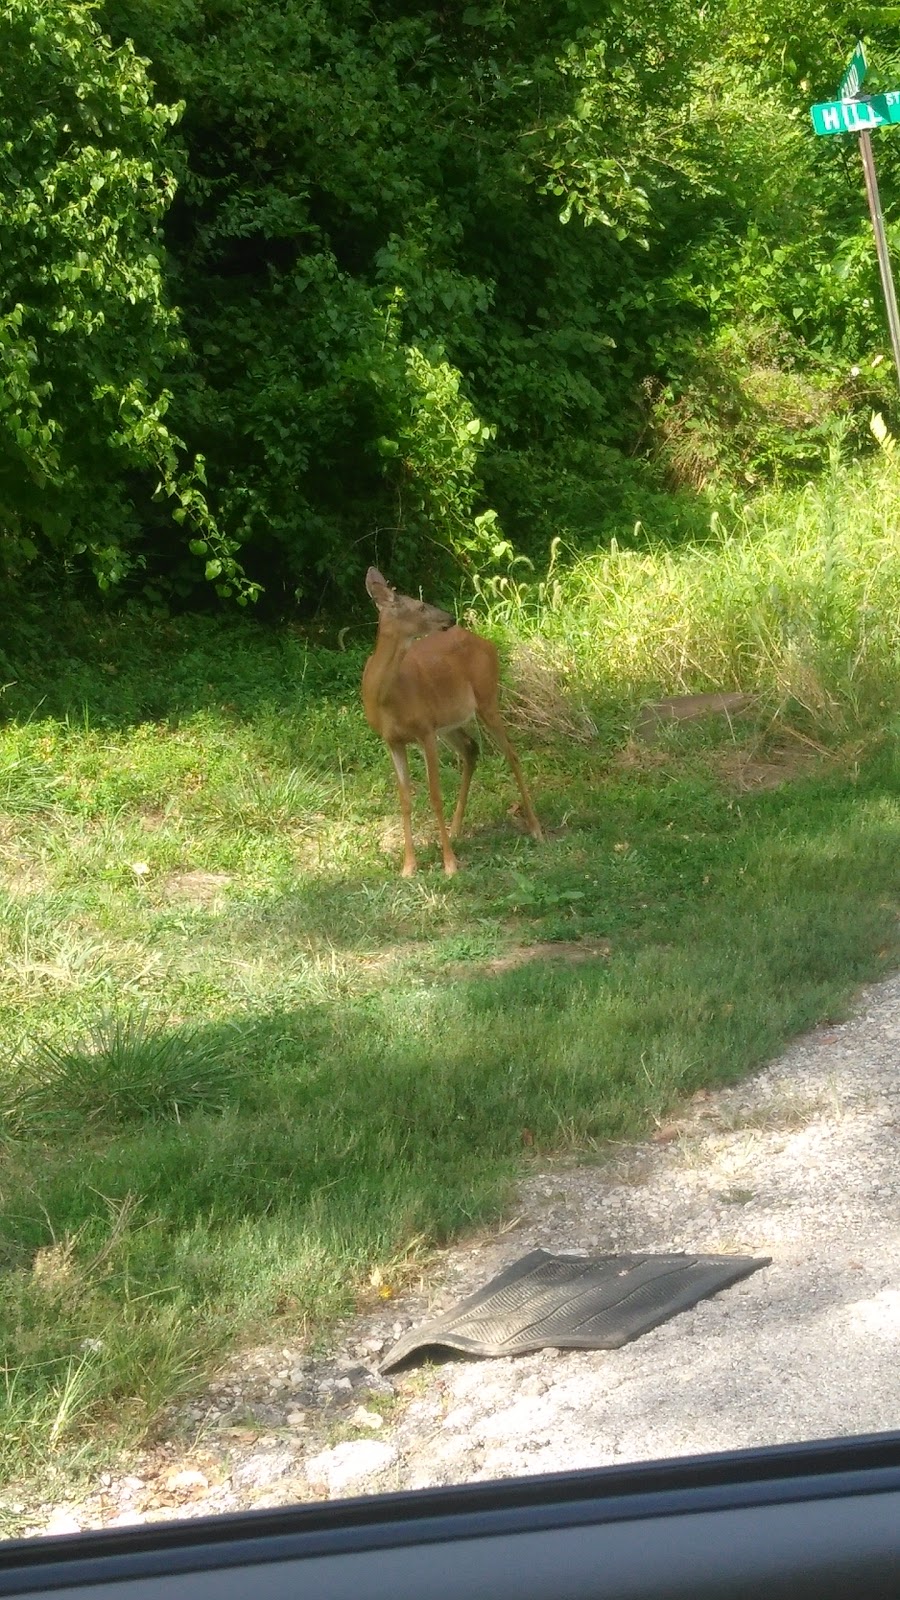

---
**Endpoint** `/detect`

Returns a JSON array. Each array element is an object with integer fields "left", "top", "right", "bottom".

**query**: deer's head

[{"left": 366, "top": 568, "right": 453, "bottom": 641}]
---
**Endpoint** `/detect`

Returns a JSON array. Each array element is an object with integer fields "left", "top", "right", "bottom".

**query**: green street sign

[
  {"left": 810, "top": 43, "right": 900, "bottom": 396},
  {"left": 839, "top": 40, "right": 868, "bottom": 101},
  {"left": 811, "top": 91, "right": 900, "bottom": 136}
]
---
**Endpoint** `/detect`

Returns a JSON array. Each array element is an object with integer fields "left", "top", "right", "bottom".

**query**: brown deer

[{"left": 362, "top": 567, "right": 543, "bottom": 876}]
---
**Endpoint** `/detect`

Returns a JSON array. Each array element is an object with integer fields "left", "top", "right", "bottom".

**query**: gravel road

[{"left": 12, "top": 971, "right": 900, "bottom": 1537}]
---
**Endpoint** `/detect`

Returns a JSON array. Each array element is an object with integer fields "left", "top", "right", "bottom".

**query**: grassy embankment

[{"left": 4, "top": 450, "right": 900, "bottom": 1502}]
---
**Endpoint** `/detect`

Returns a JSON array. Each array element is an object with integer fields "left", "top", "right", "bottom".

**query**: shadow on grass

[
  {"left": 3, "top": 755, "right": 900, "bottom": 1473},
  {"left": 0, "top": 604, "right": 367, "bottom": 730}
]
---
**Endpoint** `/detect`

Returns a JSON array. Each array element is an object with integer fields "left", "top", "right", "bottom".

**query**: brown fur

[{"left": 362, "top": 567, "right": 542, "bottom": 876}]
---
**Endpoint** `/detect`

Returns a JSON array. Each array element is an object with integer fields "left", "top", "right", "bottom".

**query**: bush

[{"left": 0, "top": 0, "right": 252, "bottom": 599}]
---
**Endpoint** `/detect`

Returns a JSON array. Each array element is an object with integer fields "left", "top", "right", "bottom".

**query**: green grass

[
  {"left": 477, "top": 437, "right": 900, "bottom": 744},
  {"left": 4, "top": 448, "right": 900, "bottom": 1505}
]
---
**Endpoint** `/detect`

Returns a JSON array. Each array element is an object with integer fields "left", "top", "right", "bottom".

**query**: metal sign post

[
  {"left": 810, "top": 41, "right": 900, "bottom": 390},
  {"left": 858, "top": 128, "right": 900, "bottom": 387}
]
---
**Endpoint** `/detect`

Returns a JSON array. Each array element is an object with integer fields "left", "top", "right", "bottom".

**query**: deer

[{"left": 362, "top": 567, "right": 543, "bottom": 877}]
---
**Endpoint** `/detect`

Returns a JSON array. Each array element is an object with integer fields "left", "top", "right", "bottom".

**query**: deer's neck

[{"left": 366, "top": 627, "right": 415, "bottom": 706}]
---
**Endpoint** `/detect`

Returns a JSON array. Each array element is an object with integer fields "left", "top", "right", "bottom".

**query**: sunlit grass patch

[{"left": 480, "top": 448, "right": 900, "bottom": 747}]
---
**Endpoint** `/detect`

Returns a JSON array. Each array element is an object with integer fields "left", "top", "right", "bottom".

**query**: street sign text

[
  {"left": 811, "top": 92, "right": 900, "bottom": 137},
  {"left": 839, "top": 40, "right": 868, "bottom": 102}
]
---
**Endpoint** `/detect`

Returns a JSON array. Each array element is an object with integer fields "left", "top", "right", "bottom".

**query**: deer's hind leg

[
  {"left": 441, "top": 727, "right": 479, "bottom": 840},
  {"left": 475, "top": 699, "right": 543, "bottom": 842}
]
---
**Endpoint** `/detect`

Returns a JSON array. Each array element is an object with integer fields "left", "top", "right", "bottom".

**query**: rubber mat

[{"left": 380, "top": 1249, "right": 770, "bottom": 1370}]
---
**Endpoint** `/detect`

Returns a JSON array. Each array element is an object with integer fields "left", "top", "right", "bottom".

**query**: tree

[{"left": 0, "top": 0, "right": 253, "bottom": 597}]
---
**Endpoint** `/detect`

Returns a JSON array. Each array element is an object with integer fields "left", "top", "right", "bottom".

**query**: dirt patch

[
  {"left": 138, "top": 808, "right": 172, "bottom": 832},
  {"left": 0, "top": 818, "right": 47, "bottom": 898},
  {"left": 162, "top": 871, "right": 233, "bottom": 905},
  {"left": 713, "top": 747, "right": 823, "bottom": 792},
  {"left": 613, "top": 739, "right": 671, "bottom": 775},
  {"left": 617, "top": 720, "right": 827, "bottom": 794},
  {"left": 378, "top": 818, "right": 406, "bottom": 855},
  {"left": 350, "top": 942, "right": 433, "bottom": 975},
  {"left": 1, "top": 864, "right": 47, "bottom": 899},
  {"left": 454, "top": 939, "right": 612, "bottom": 979}
]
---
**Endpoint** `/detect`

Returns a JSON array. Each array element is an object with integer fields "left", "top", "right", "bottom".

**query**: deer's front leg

[
  {"left": 422, "top": 733, "right": 459, "bottom": 876},
  {"left": 388, "top": 743, "right": 417, "bottom": 876}
]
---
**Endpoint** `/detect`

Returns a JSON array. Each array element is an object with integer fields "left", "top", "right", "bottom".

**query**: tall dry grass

[{"left": 476, "top": 430, "right": 900, "bottom": 743}]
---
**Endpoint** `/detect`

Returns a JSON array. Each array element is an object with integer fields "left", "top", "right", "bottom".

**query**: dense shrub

[{"left": 2, "top": 0, "right": 897, "bottom": 604}]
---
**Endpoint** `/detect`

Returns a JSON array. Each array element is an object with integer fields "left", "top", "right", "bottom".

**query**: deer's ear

[{"left": 366, "top": 567, "right": 393, "bottom": 606}]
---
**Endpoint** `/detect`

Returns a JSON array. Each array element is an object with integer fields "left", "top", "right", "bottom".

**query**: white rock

[
  {"left": 350, "top": 1406, "right": 384, "bottom": 1429},
  {"left": 165, "top": 1469, "right": 209, "bottom": 1491},
  {"left": 233, "top": 1450, "right": 295, "bottom": 1489},
  {"left": 441, "top": 1405, "right": 476, "bottom": 1432},
  {"left": 305, "top": 1440, "right": 397, "bottom": 1494},
  {"left": 43, "top": 1514, "right": 82, "bottom": 1536}
]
